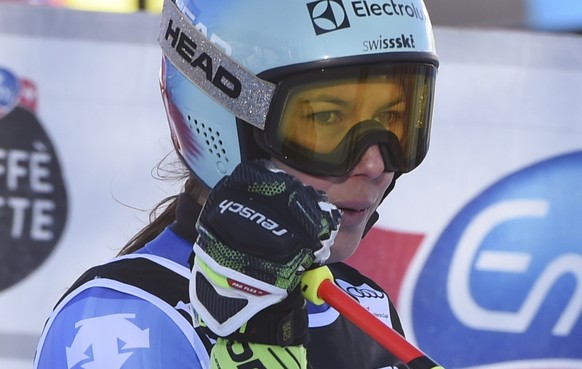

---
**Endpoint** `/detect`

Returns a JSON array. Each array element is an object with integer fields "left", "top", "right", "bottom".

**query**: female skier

[{"left": 34, "top": 0, "right": 439, "bottom": 368}]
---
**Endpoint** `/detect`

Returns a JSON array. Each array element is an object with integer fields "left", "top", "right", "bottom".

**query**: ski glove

[{"left": 190, "top": 159, "right": 341, "bottom": 345}]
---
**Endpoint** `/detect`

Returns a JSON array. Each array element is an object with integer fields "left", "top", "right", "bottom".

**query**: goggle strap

[{"left": 158, "top": 0, "right": 275, "bottom": 130}]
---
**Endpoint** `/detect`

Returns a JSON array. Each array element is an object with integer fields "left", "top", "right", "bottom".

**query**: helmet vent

[{"left": 191, "top": 117, "right": 229, "bottom": 163}]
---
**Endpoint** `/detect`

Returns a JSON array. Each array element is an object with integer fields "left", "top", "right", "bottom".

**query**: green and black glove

[{"left": 190, "top": 159, "right": 340, "bottom": 354}]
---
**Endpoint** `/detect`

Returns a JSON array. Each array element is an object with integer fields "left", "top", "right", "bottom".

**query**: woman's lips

[{"left": 336, "top": 201, "right": 372, "bottom": 228}]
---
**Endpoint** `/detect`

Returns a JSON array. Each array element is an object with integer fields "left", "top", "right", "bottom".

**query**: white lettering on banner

[
  {"left": 0, "top": 143, "right": 56, "bottom": 241},
  {"left": 447, "top": 200, "right": 582, "bottom": 336},
  {"left": 0, "top": 197, "right": 54, "bottom": 240},
  {"left": 66, "top": 314, "right": 150, "bottom": 369},
  {"left": 0, "top": 146, "right": 53, "bottom": 191}
]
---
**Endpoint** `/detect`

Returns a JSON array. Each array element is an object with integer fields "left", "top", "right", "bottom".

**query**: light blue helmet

[{"left": 159, "top": 0, "right": 438, "bottom": 189}]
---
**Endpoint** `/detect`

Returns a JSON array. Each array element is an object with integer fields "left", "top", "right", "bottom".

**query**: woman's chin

[{"left": 327, "top": 226, "right": 365, "bottom": 263}]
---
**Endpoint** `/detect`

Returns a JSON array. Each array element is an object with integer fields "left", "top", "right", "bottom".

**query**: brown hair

[{"left": 117, "top": 163, "right": 207, "bottom": 256}]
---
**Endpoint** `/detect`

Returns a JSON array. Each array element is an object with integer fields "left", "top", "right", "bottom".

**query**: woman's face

[
  {"left": 272, "top": 78, "right": 401, "bottom": 262},
  {"left": 273, "top": 149, "right": 393, "bottom": 263}
]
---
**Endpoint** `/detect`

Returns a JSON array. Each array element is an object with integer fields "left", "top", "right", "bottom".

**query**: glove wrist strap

[{"left": 203, "top": 287, "right": 309, "bottom": 346}]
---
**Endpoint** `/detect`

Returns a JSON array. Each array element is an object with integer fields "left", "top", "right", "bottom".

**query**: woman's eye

[
  {"left": 375, "top": 110, "right": 402, "bottom": 126},
  {"left": 310, "top": 111, "right": 341, "bottom": 125}
]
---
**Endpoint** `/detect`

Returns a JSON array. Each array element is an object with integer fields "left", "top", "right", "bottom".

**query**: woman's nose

[{"left": 350, "top": 144, "right": 386, "bottom": 179}]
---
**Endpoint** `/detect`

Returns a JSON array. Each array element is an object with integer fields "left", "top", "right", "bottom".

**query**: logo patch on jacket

[{"left": 335, "top": 279, "right": 392, "bottom": 326}]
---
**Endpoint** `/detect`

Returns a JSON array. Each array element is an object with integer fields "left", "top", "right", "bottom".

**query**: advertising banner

[
  {"left": 0, "top": 5, "right": 174, "bottom": 369},
  {"left": 1, "top": 4, "right": 581, "bottom": 369},
  {"left": 349, "top": 28, "right": 582, "bottom": 369}
]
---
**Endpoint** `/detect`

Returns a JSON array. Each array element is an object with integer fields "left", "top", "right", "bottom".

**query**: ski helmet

[{"left": 159, "top": 0, "right": 438, "bottom": 189}]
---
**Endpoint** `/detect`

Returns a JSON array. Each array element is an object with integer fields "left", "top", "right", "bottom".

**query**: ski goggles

[{"left": 255, "top": 63, "right": 437, "bottom": 177}]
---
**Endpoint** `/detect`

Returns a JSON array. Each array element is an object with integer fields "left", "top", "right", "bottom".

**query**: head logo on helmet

[
  {"left": 162, "top": 18, "right": 242, "bottom": 99},
  {"left": 307, "top": 0, "right": 351, "bottom": 35}
]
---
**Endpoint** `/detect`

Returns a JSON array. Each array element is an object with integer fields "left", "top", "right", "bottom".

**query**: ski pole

[{"left": 301, "top": 266, "right": 444, "bottom": 369}]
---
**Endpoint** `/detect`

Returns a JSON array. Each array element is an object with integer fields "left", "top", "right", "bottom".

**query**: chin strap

[{"left": 362, "top": 172, "right": 401, "bottom": 238}]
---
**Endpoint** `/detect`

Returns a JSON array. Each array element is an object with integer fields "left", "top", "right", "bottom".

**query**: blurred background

[{"left": 2, "top": 0, "right": 582, "bottom": 32}]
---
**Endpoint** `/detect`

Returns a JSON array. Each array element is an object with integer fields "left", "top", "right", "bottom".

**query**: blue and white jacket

[{"left": 33, "top": 195, "right": 404, "bottom": 369}]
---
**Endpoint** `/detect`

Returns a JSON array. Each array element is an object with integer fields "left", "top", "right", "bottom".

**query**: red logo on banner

[{"left": 346, "top": 227, "right": 424, "bottom": 306}]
